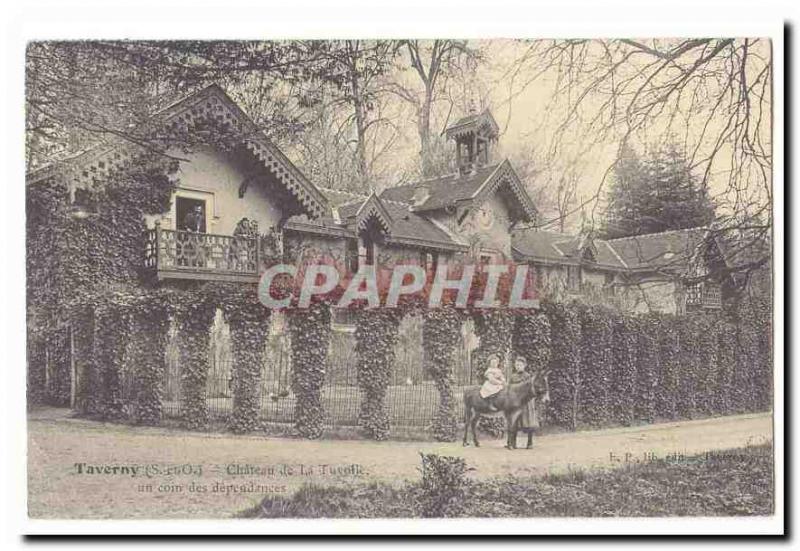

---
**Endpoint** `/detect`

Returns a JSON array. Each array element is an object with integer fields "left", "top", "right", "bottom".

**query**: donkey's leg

[
  {"left": 506, "top": 413, "right": 517, "bottom": 450},
  {"left": 462, "top": 406, "right": 472, "bottom": 446},
  {"left": 506, "top": 411, "right": 521, "bottom": 449},
  {"left": 526, "top": 430, "right": 534, "bottom": 449},
  {"left": 471, "top": 415, "right": 481, "bottom": 447}
]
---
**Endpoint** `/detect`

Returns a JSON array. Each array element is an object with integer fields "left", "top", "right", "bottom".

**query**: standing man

[
  {"left": 181, "top": 204, "right": 205, "bottom": 267},
  {"left": 183, "top": 204, "right": 204, "bottom": 233}
]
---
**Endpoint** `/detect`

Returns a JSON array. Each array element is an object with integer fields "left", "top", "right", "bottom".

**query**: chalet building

[
  {"left": 512, "top": 227, "right": 727, "bottom": 314},
  {"left": 28, "top": 84, "right": 729, "bottom": 321},
  {"left": 27, "top": 83, "right": 743, "bottom": 416}
]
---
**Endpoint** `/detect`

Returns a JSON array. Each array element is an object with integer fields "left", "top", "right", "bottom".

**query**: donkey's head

[{"left": 530, "top": 369, "right": 551, "bottom": 404}]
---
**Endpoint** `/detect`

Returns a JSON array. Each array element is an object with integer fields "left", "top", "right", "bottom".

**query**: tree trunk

[
  {"left": 419, "top": 89, "right": 433, "bottom": 177},
  {"left": 350, "top": 73, "right": 370, "bottom": 186}
]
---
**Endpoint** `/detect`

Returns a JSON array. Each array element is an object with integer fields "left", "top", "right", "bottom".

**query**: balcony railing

[{"left": 144, "top": 225, "right": 260, "bottom": 283}]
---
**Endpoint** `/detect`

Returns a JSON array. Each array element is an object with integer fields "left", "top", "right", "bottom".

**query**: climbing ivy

[
  {"left": 129, "top": 289, "right": 173, "bottom": 426},
  {"left": 423, "top": 307, "right": 464, "bottom": 441},
  {"left": 93, "top": 292, "right": 133, "bottom": 420},
  {"left": 221, "top": 284, "right": 271, "bottom": 434},
  {"left": 26, "top": 153, "right": 177, "bottom": 407},
  {"left": 71, "top": 303, "right": 100, "bottom": 415},
  {"left": 355, "top": 308, "right": 402, "bottom": 440},
  {"left": 288, "top": 301, "right": 332, "bottom": 439},
  {"left": 175, "top": 285, "right": 218, "bottom": 430}
]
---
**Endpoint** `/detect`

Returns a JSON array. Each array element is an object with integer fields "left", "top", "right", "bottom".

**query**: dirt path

[{"left": 27, "top": 409, "right": 772, "bottom": 519}]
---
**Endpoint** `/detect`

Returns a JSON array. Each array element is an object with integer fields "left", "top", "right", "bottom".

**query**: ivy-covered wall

[
  {"left": 521, "top": 297, "right": 772, "bottom": 431},
  {"left": 221, "top": 285, "right": 271, "bottom": 434},
  {"left": 27, "top": 154, "right": 178, "bottom": 406}
]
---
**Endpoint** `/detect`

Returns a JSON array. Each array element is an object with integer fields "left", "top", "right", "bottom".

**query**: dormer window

[{"left": 412, "top": 187, "right": 430, "bottom": 207}]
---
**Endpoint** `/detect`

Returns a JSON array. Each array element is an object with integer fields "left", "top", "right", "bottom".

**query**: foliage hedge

[
  {"left": 44, "top": 290, "right": 773, "bottom": 439},
  {"left": 542, "top": 301, "right": 582, "bottom": 430},
  {"left": 521, "top": 297, "right": 773, "bottom": 431}
]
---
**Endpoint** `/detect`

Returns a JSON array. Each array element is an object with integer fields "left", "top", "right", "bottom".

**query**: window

[
  {"left": 419, "top": 251, "right": 439, "bottom": 273},
  {"left": 604, "top": 272, "right": 616, "bottom": 296},
  {"left": 346, "top": 239, "right": 359, "bottom": 273},
  {"left": 364, "top": 236, "right": 375, "bottom": 266},
  {"left": 331, "top": 308, "right": 359, "bottom": 331},
  {"left": 567, "top": 265, "right": 581, "bottom": 291},
  {"left": 175, "top": 197, "right": 207, "bottom": 233},
  {"left": 685, "top": 281, "right": 702, "bottom": 306}
]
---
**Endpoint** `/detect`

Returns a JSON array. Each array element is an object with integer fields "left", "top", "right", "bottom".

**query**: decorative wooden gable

[
  {"left": 354, "top": 192, "right": 393, "bottom": 235},
  {"left": 27, "top": 84, "right": 329, "bottom": 220},
  {"left": 468, "top": 160, "right": 538, "bottom": 224}
]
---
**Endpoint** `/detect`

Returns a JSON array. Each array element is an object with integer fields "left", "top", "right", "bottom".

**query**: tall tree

[
  {"left": 513, "top": 38, "right": 771, "bottom": 281},
  {"left": 602, "top": 141, "right": 716, "bottom": 239},
  {"left": 391, "top": 40, "right": 479, "bottom": 177},
  {"left": 314, "top": 40, "right": 399, "bottom": 189},
  {"left": 25, "top": 40, "right": 337, "bottom": 170}
]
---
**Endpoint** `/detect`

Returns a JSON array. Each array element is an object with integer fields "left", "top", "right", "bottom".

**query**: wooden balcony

[{"left": 144, "top": 225, "right": 261, "bottom": 284}]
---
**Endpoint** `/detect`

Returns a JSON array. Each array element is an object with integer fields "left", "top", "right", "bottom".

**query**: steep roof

[
  {"left": 605, "top": 228, "right": 709, "bottom": 271},
  {"left": 379, "top": 159, "right": 537, "bottom": 223},
  {"left": 379, "top": 164, "right": 500, "bottom": 211},
  {"left": 513, "top": 230, "right": 624, "bottom": 269},
  {"left": 512, "top": 226, "right": 714, "bottom": 273},
  {"left": 285, "top": 194, "right": 468, "bottom": 252}
]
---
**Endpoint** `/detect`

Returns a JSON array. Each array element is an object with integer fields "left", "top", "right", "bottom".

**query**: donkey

[{"left": 462, "top": 371, "right": 547, "bottom": 450}]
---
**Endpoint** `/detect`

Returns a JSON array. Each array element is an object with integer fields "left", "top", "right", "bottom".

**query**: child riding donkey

[{"left": 479, "top": 353, "right": 507, "bottom": 411}]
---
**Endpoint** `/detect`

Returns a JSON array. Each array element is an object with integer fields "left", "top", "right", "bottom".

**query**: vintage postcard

[{"left": 20, "top": 14, "right": 783, "bottom": 536}]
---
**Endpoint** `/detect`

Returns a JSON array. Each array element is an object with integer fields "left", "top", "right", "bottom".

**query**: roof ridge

[
  {"left": 384, "top": 163, "right": 500, "bottom": 191},
  {"left": 386, "top": 172, "right": 460, "bottom": 189},
  {"left": 316, "top": 185, "right": 369, "bottom": 199},
  {"left": 381, "top": 197, "right": 412, "bottom": 207},
  {"left": 522, "top": 228, "right": 576, "bottom": 238},
  {"left": 602, "top": 240, "right": 629, "bottom": 269},
  {"left": 606, "top": 226, "right": 709, "bottom": 242}
]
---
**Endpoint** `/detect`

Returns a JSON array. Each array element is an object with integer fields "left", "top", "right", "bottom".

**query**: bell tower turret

[{"left": 445, "top": 108, "right": 500, "bottom": 175}]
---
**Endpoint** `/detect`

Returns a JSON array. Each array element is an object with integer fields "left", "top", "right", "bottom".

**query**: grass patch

[{"left": 239, "top": 443, "right": 773, "bottom": 518}]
